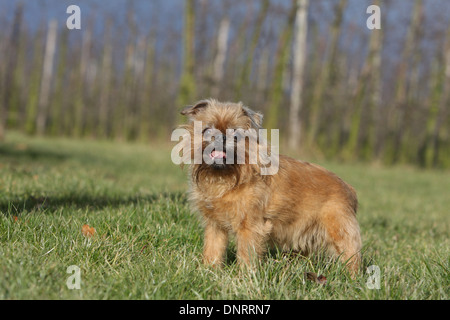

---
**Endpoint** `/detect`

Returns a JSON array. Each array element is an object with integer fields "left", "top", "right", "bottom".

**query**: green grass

[{"left": 0, "top": 132, "right": 448, "bottom": 300}]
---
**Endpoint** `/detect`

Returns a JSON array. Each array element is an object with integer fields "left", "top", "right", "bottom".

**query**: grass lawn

[{"left": 0, "top": 132, "right": 448, "bottom": 300}]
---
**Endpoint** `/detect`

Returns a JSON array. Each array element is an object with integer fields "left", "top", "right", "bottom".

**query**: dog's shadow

[{"left": 0, "top": 191, "right": 187, "bottom": 216}]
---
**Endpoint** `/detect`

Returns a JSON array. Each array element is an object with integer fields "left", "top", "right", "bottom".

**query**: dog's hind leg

[{"left": 320, "top": 203, "right": 362, "bottom": 277}]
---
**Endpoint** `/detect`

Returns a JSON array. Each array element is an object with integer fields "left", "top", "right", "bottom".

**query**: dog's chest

[
  {"left": 197, "top": 196, "right": 244, "bottom": 227},
  {"left": 193, "top": 185, "right": 265, "bottom": 230}
]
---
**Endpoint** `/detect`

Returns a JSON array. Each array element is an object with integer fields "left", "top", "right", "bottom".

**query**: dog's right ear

[
  {"left": 242, "top": 106, "right": 263, "bottom": 129},
  {"left": 180, "top": 100, "right": 210, "bottom": 117}
]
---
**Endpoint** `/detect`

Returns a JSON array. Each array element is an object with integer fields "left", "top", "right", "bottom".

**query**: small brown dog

[{"left": 178, "top": 99, "right": 362, "bottom": 275}]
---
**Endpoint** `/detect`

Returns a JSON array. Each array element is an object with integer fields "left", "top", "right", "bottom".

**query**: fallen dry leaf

[
  {"left": 316, "top": 274, "right": 327, "bottom": 285},
  {"left": 305, "top": 272, "right": 327, "bottom": 285},
  {"left": 81, "top": 224, "right": 96, "bottom": 238}
]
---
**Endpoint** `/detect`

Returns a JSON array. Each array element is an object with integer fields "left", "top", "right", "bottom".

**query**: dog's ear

[
  {"left": 180, "top": 100, "right": 210, "bottom": 117},
  {"left": 243, "top": 106, "right": 263, "bottom": 129}
]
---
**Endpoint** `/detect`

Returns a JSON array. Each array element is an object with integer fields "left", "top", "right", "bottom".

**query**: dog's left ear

[
  {"left": 243, "top": 106, "right": 263, "bottom": 129},
  {"left": 180, "top": 100, "right": 210, "bottom": 117}
]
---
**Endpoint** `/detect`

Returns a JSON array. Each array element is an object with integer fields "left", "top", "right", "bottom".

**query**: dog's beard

[
  {"left": 193, "top": 161, "right": 242, "bottom": 188},
  {"left": 192, "top": 142, "right": 242, "bottom": 188}
]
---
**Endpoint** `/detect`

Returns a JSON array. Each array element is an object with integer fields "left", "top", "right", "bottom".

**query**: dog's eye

[{"left": 203, "top": 128, "right": 212, "bottom": 135}]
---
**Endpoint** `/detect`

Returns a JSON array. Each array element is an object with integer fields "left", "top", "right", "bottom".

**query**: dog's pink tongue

[{"left": 210, "top": 150, "right": 226, "bottom": 159}]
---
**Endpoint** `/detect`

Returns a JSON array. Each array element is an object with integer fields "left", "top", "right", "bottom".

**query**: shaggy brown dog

[{"left": 178, "top": 99, "right": 362, "bottom": 275}]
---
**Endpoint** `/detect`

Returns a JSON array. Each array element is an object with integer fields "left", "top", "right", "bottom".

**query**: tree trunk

[
  {"left": 346, "top": 0, "right": 382, "bottom": 158},
  {"left": 98, "top": 19, "right": 113, "bottom": 138},
  {"left": 307, "top": 0, "right": 347, "bottom": 145},
  {"left": 212, "top": 17, "right": 230, "bottom": 98},
  {"left": 0, "top": 3, "right": 23, "bottom": 141},
  {"left": 265, "top": 0, "right": 298, "bottom": 131},
  {"left": 49, "top": 28, "right": 69, "bottom": 136},
  {"left": 177, "top": 0, "right": 196, "bottom": 108},
  {"left": 73, "top": 23, "right": 92, "bottom": 137},
  {"left": 288, "top": 0, "right": 309, "bottom": 149},
  {"left": 428, "top": 25, "right": 450, "bottom": 167},
  {"left": 235, "top": 0, "right": 270, "bottom": 100},
  {"left": 389, "top": 0, "right": 422, "bottom": 164},
  {"left": 36, "top": 20, "right": 58, "bottom": 135}
]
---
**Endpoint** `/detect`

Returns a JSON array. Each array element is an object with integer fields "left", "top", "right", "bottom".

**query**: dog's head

[{"left": 178, "top": 99, "right": 268, "bottom": 187}]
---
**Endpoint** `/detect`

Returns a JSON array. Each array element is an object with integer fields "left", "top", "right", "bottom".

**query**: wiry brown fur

[{"left": 179, "top": 99, "right": 362, "bottom": 276}]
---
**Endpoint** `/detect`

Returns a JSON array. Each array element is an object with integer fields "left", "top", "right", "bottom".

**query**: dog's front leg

[
  {"left": 236, "top": 219, "right": 272, "bottom": 268},
  {"left": 202, "top": 221, "right": 228, "bottom": 267}
]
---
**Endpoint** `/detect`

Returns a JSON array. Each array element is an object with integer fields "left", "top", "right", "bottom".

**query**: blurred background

[{"left": 0, "top": 0, "right": 449, "bottom": 168}]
